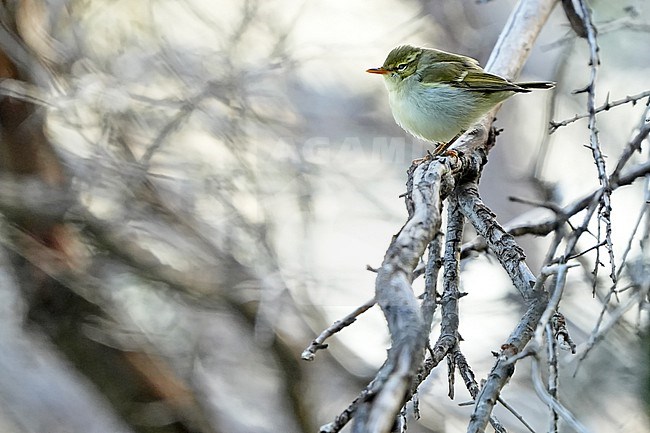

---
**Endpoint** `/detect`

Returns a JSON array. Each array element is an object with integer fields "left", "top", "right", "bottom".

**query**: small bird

[{"left": 367, "top": 45, "right": 554, "bottom": 154}]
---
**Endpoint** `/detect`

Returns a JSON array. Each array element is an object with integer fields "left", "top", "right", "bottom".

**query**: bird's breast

[{"left": 385, "top": 77, "right": 491, "bottom": 143}]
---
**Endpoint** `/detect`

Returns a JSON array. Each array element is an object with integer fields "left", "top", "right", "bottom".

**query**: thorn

[{"left": 572, "top": 84, "right": 591, "bottom": 94}]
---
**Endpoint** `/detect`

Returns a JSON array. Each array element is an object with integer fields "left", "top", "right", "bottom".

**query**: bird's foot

[
  {"left": 411, "top": 150, "right": 434, "bottom": 166},
  {"left": 411, "top": 146, "right": 459, "bottom": 166}
]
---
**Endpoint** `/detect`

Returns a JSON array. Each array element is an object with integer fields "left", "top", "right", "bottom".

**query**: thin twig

[
  {"left": 533, "top": 264, "right": 571, "bottom": 346},
  {"left": 545, "top": 323, "right": 559, "bottom": 433},
  {"left": 497, "top": 396, "right": 537, "bottom": 433},
  {"left": 575, "top": 0, "right": 617, "bottom": 288},
  {"left": 588, "top": 193, "right": 648, "bottom": 342},
  {"left": 566, "top": 240, "right": 606, "bottom": 260},
  {"left": 422, "top": 233, "right": 443, "bottom": 330},
  {"left": 610, "top": 107, "right": 650, "bottom": 186},
  {"left": 549, "top": 90, "right": 650, "bottom": 133},
  {"left": 576, "top": 283, "right": 650, "bottom": 366},
  {"left": 318, "top": 378, "right": 381, "bottom": 433},
  {"left": 440, "top": 195, "right": 463, "bottom": 343},
  {"left": 440, "top": 196, "right": 463, "bottom": 401},
  {"left": 531, "top": 356, "right": 593, "bottom": 433},
  {"left": 454, "top": 350, "right": 507, "bottom": 433},
  {"left": 302, "top": 298, "right": 376, "bottom": 361},
  {"left": 411, "top": 209, "right": 463, "bottom": 395}
]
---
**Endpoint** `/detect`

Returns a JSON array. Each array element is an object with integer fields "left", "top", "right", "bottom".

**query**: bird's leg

[
  {"left": 432, "top": 132, "right": 462, "bottom": 156},
  {"left": 412, "top": 132, "right": 464, "bottom": 166}
]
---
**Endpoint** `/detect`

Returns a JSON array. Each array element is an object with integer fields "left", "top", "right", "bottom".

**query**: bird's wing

[
  {"left": 456, "top": 70, "right": 529, "bottom": 92},
  {"left": 418, "top": 58, "right": 528, "bottom": 93},
  {"left": 417, "top": 60, "right": 474, "bottom": 87}
]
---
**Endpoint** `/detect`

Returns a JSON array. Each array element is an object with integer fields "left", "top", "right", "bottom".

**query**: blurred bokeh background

[{"left": 0, "top": 0, "right": 648, "bottom": 432}]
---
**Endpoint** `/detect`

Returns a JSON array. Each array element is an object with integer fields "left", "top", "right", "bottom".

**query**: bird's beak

[{"left": 366, "top": 67, "right": 389, "bottom": 75}]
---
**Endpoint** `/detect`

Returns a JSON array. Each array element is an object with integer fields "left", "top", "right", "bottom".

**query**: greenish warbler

[{"left": 367, "top": 45, "right": 554, "bottom": 154}]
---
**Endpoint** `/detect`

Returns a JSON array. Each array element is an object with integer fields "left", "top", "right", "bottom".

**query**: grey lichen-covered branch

[
  {"left": 456, "top": 183, "right": 537, "bottom": 301},
  {"left": 456, "top": 182, "right": 549, "bottom": 433},
  {"left": 354, "top": 160, "right": 456, "bottom": 432}
]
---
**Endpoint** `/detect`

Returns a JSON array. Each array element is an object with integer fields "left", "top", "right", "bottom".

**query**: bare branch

[
  {"left": 355, "top": 159, "right": 454, "bottom": 432},
  {"left": 412, "top": 195, "right": 464, "bottom": 399},
  {"left": 457, "top": 183, "right": 537, "bottom": 301},
  {"left": 577, "top": 282, "right": 650, "bottom": 365},
  {"left": 422, "top": 232, "right": 443, "bottom": 329},
  {"left": 573, "top": 0, "right": 617, "bottom": 287},
  {"left": 459, "top": 156, "right": 650, "bottom": 258},
  {"left": 457, "top": 181, "right": 549, "bottom": 433},
  {"left": 454, "top": 350, "right": 507, "bottom": 433},
  {"left": 610, "top": 108, "right": 650, "bottom": 185},
  {"left": 549, "top": 90, "right": 650, "bottom": 133},
  {"left": 467, "top": 300, "right": 547, "bottom": 433},
  {"left": 531, "top": 356, "right": 593, "bottom": 433},
  {"left": 545, "top": 323, "right": 560, "bottom": 433},
  {"left": 302, "top": 298, "right": 376, "bottom": 361}
]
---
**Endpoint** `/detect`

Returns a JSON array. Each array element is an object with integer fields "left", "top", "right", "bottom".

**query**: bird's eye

[{"left": 396, "top": 63, "right": 408, "bottom": 71}]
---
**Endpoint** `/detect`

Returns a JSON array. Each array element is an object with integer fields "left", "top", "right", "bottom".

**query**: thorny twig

[
  {"left": 573, "top": 0, "right": 617, "bottom": 288},
  {"left": 549, "top": 90, "right": 650, "bottom": 133},
  {"left": 462, "top": 155, "right": 650, "bottom": 258},
  {"left": 580, "top": 107, "right": 650, "bottom": 361}
]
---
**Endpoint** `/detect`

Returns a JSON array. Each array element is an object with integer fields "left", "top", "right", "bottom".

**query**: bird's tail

[{"left": 517, "top": 81, "right": 556, "bottom": 90}]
